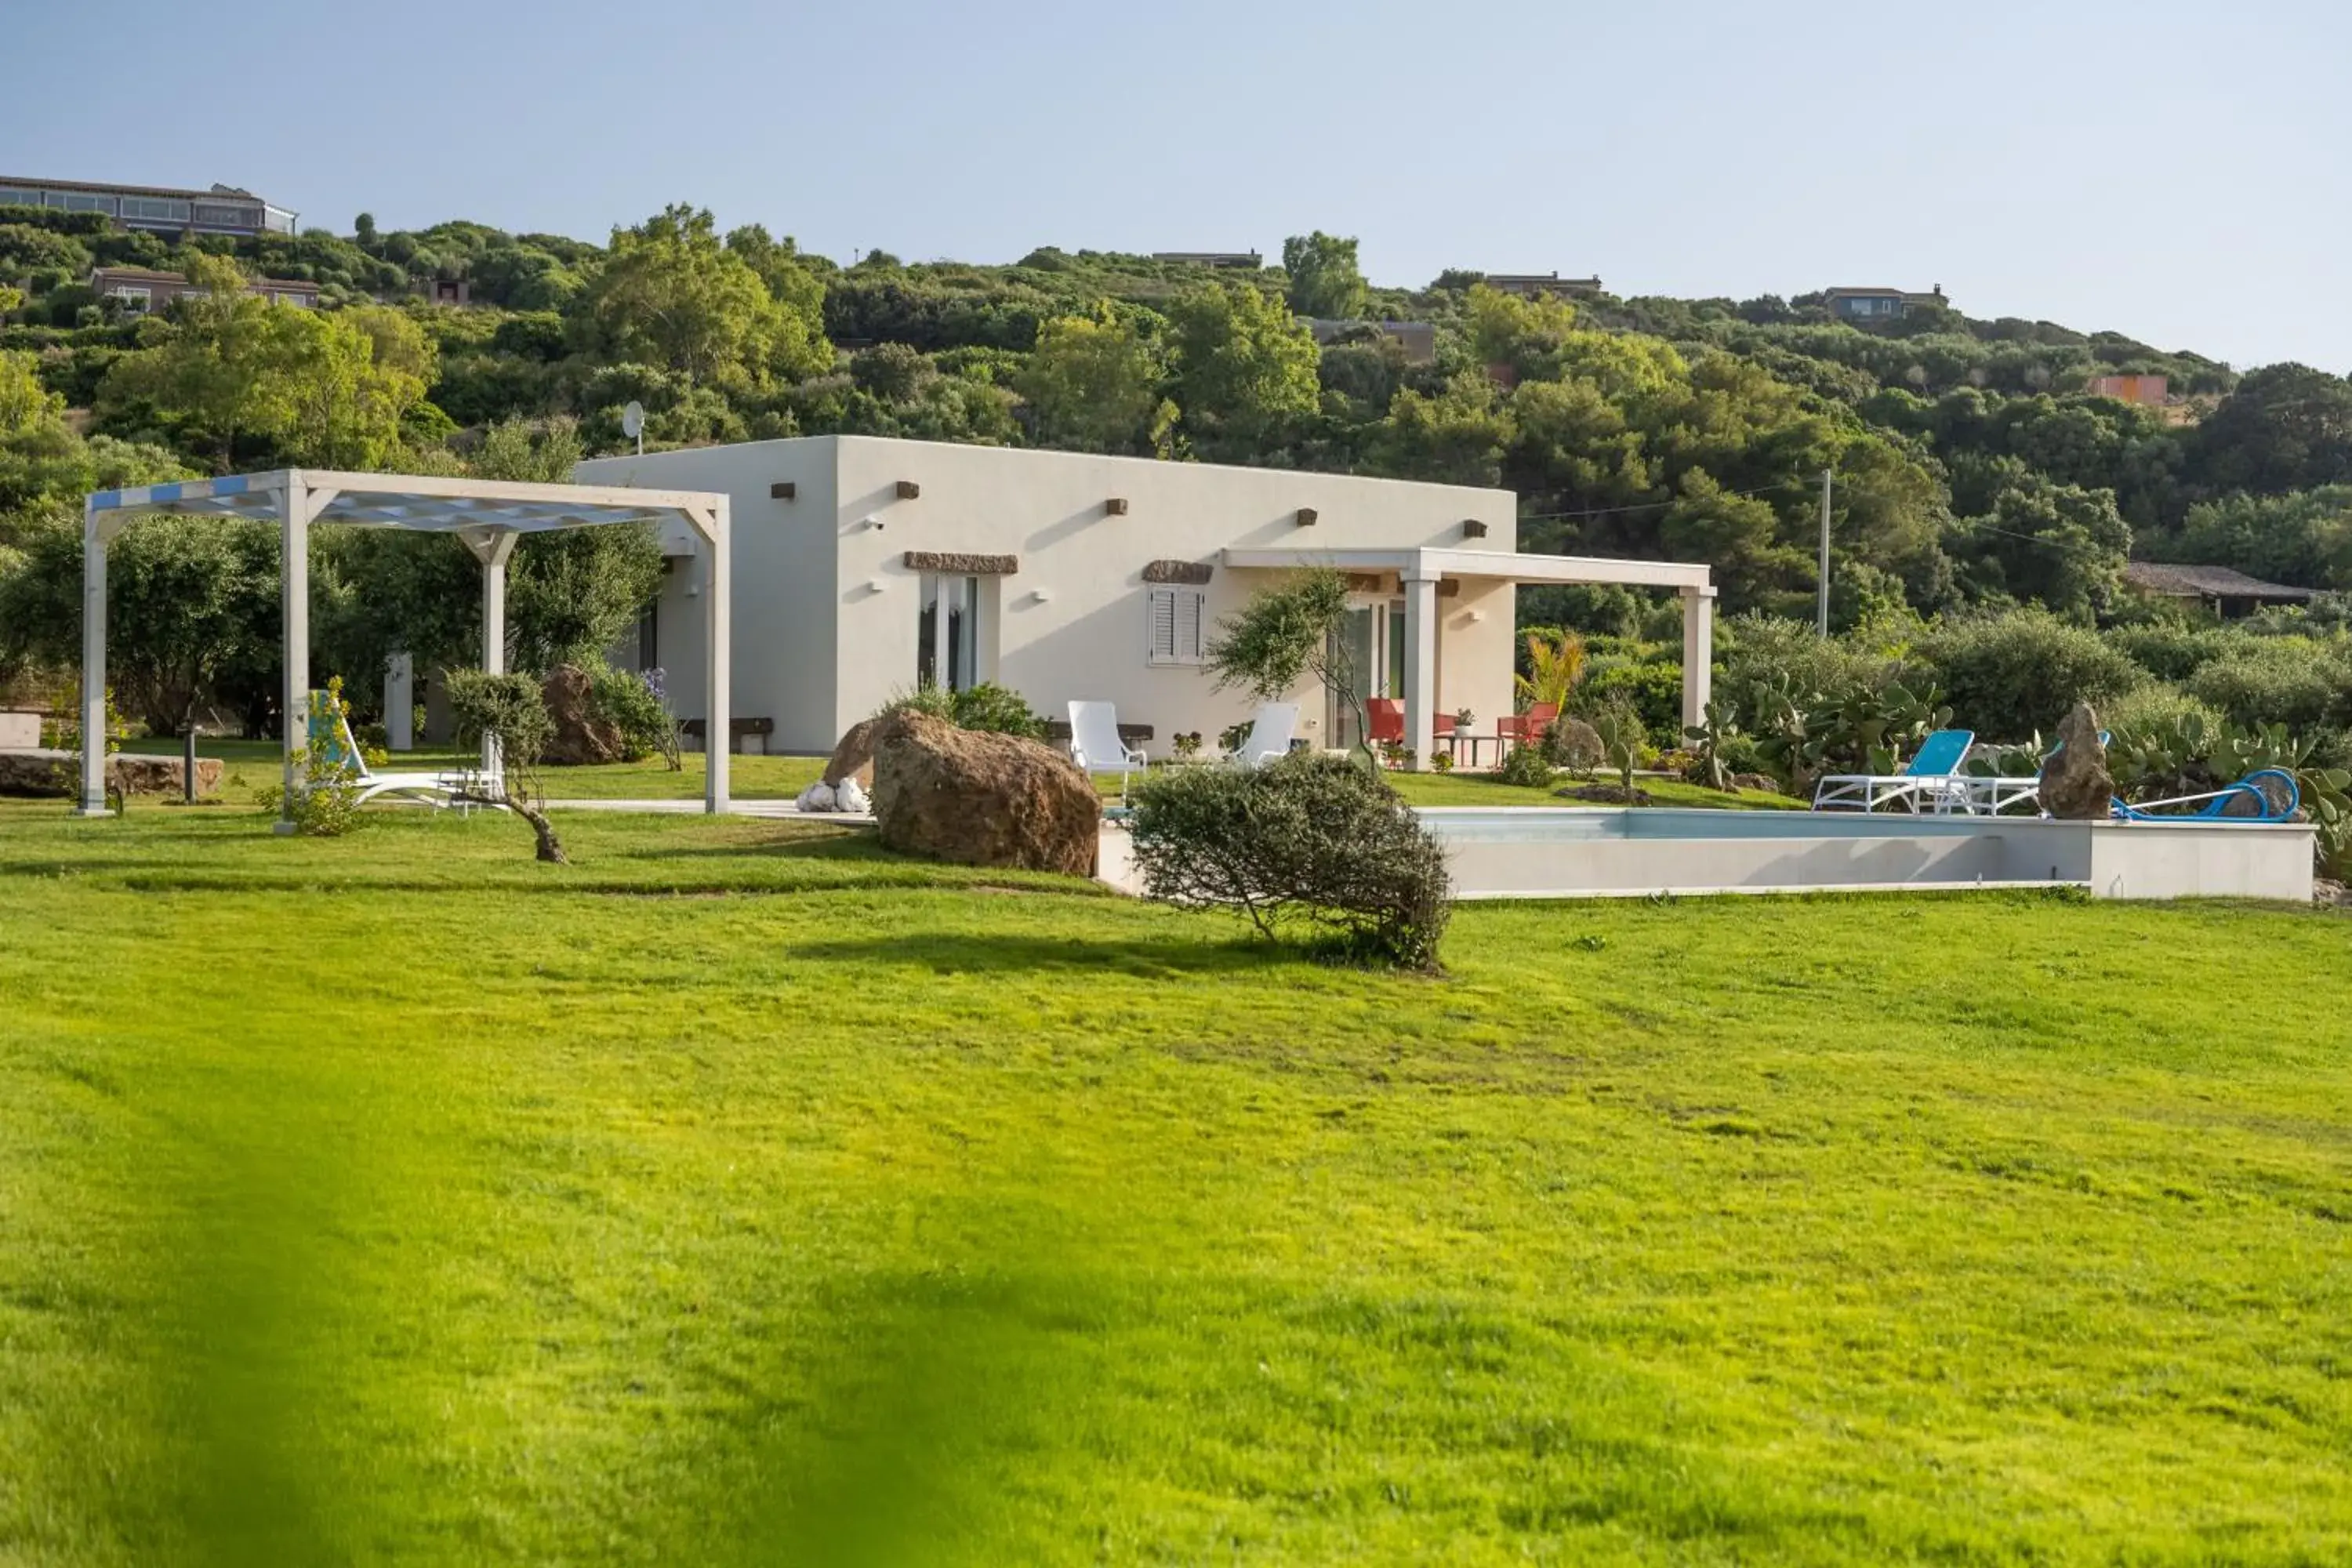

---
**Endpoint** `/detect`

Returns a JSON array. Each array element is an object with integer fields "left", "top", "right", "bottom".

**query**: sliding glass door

[{"left": 916, "top": 573, "right": 982, "bottom": 691}]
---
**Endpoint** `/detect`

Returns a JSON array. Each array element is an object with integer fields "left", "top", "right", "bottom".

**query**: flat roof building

[
  {"left": 0, "top": 176, "right": 297, "bottom": 238},
  {"left": 91, "top": 267, "right": 319, "bottom": 310},
  {"left": 575, "top": 436, "right": 1717, "bottom": 769}
]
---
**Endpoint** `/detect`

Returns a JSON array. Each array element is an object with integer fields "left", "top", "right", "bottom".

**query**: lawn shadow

[
  {"left": 789, "top": 927, "right": 1288, "bottom": 979},
  {"left": 619, "top": 830, "right": 885, "bottom": 865}
]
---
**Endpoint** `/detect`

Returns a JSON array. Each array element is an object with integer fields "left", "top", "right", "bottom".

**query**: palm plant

[{"left": 1514, "top": 630, "right": 1588, "bottom": 714}]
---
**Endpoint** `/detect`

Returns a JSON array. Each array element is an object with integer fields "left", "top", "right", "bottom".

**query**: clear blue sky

[{"left": 8, "top": 0, "right": 2347, "bottom": 372}]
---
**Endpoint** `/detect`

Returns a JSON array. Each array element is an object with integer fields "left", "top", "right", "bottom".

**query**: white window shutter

[
  {"left": 1148, "top": 589, "right": 1176, "bottom": 663},
  {"left": 1175, "top": 591, "right": 1203, "bottom": 663}
]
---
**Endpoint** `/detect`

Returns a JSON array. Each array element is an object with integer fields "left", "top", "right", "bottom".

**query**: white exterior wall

[
  {"left": 575, "top": 441, "right": 841, "bottom": 753},
  {"left": 581, "top": 435, "right": 1516, "bottom": 757}
]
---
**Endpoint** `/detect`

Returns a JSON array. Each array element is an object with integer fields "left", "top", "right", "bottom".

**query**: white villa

[{"left": 573, "top": 436, "right": 1715, "bottom": 764}]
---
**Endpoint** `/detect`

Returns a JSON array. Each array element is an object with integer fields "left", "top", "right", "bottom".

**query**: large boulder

[
  {"left": 822, "top": 715, "right": 885, "bottom": 788},
  {"left": 0, "top": 748, "right": 71, "bottom": 797},
  {"left": 540, "top": 663, "right": 623, "bottom": 766},
  {"left": 2039, "top": 703, "right": 2114, "bottom": 820},
  {"left": 870, "top": 710, "right": 1099, "bottom": 875},
  {"left": 0, "top": 749, "right": 224, "bottom": 799}
]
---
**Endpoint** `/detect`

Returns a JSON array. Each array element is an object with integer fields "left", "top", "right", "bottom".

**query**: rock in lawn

[
  {"left": 109, "top": 753, "right": 225, "bottom": 797},
  {"left": 2039, "top": 703, "right": 2114, "bottom": 821},
  {"left": 794, "top": 780, "right": 836, "bottom": 812},
  {"left": 0, "top": 750, "right": 223, "bottom": 798},
  {"left": 1730, "top": 772, "right": 1782, "bottom": 795},
  {"left": 540, "top": 663, "right": 625, "bottom": 766},
  {"left": 870, "top": 710, "right": 1099, "bottom": 875},
  {"left": 822, "top": 716, "right": 884, "bottom": 789},
  {"left": 1544, "top": 717, "right": 1605, "bottom": 771}
]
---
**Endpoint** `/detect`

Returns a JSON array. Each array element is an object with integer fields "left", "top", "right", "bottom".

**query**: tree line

[{"left": 4, "top": 200, "right": 2350, "bottom": 734}]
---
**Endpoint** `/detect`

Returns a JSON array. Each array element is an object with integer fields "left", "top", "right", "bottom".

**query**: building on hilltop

[
  {"left": 1151, "top": 251, "right": 1263, "bottom": 270},
  {"left": 2123, "top": 562, "right": 2316, "bottom": 619},
  {"left": 1823, "top": 285, "right": 1949, "bottom": 323},
  {"left": 90, "top": 266, "right": 319, "bottom": 311},
  {"left": 1305, "top": 318, "right": 1437, "bottom": 364},
  {"left": 2086, "top": 373, "right": 2169, "bottom": 407},
  {"left": 1482, "top": 272, "right": 1603, "bottom": 299},
  {"left": 0, "top": 176, "right": 296, "bottom": 238}
]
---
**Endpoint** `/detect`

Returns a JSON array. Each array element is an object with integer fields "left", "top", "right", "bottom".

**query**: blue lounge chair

[
  {"left": 2111, "top": 768, "right": 2300, "bottom": 822},
  {"left": 1813, "top": 728, "right": 1976, "bottom": 814}
]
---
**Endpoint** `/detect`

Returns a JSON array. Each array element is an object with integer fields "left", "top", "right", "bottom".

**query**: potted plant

[{"left": 1454, "top": 707, "right": 1475, "bottom": 732}]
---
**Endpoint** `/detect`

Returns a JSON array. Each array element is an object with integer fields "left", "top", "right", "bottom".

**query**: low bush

[
  {"left": 1913, "top": 608, "right": 2143, "bottom": 741},
  {"left": 1127, "top": 753, "right": 1452, "bottom": 971},
  {"left": 2101, "top": 683, "right": 2227, "bottom": 747},
  {"left": 586, "top": 662, "right": 675, "bottom": 763},
  {"left": 949, "top": 681, "right": 1045, "bottom": 738},
  {"left": 2103, "top": 623, "right": 2257, "bottom": 684},
  {"left": 2185, "top": 640, "right": 2351, "bottom": 732},
  {"left": 1497, "top": 738, "right": 1559, "bottom": 789}
]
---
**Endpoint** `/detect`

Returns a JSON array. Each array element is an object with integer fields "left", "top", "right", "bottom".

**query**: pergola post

[
  {"left": 464, "top": 527, "right": 520, "bottom": 781},
  {"left": 75, "top": 500, "right": 109, "bottom": 815},
  {"left": 1401, "top": 571, "right": 1439, "bottom": 772},
  {"left": 1680, "top": 585, "right": 1717, "bottom": 729},
  {"left": 277, "top": 476, "right": 310, "bottom": 833},
  {"left": 702, "top": 499, "right": 731, "bottom": 815}
]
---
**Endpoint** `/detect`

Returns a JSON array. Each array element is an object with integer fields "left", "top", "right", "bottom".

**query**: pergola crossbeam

[{"left": 79, "top": 468, "right": 733, "bottom": 821}]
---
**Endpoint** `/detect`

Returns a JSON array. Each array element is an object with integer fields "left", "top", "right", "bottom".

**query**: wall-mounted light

[
  {"left": 865, "top": 578, "right": 887, "bottom": 593},
  {"left": 1031, "top": 588, "right": 1054, "bottom": 605},
  {"left": 770, "top": 481, "right": 797, "bottom": 500},
  {"left": 1294, "top": 507, "right": 1318, "bottom": 527},
  {"left": 1466, "top": 608, "right": 1487, "bottom": 623},
  {"left": 1105, "top": 497, "right": 1130, "bottom": 516},
  {"left": 895, "top": 479, "right": 921, "bottom": 500},
  {"left": 859, "top": 516, "right": 885, "bottom": 532},
  {"left": 1461, "top": 518, "right": 1489, "bottom": 539}
]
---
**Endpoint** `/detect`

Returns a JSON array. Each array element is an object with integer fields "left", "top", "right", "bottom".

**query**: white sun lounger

[
  {"left": 308, "top": 693, "right": 481, "bottom": 809},
  {"left": 1068, "top": 700, "right": 1149, "bottom": 795},
  {"left": 1812, "top": 728, "right": 1976, "bottom": 815},
  {"left": 1228, "top": 702, "right": 1299, "bottom": 768}
]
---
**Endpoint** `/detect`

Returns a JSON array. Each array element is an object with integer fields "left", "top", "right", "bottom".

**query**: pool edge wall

[{"left": 1096, "top": 813, "right": 2317, "bottom": 903}]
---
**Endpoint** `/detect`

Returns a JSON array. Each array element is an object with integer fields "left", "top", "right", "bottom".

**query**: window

[
  {"left": 108, "top": 285, "right": 152, "bottom": 311},
  {"left": 122, "top": 196, "right": 192, "bottom": 222},
  {"left": 1147, "top": 588, "right": 1205, "bottom": 666}
]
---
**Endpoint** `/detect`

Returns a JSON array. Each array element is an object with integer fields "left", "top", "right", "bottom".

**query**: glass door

[{"left": 917, "top": 573, "right": 982, "bottom": 691}]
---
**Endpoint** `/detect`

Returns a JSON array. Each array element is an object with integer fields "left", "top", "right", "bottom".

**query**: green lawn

[{"left": 2, "top": 800, "right": 2347, "bottom": 1564}]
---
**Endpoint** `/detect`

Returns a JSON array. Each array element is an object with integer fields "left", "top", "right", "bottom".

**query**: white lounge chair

[
  {"left": 307, "top": 693, "right": 477, "bottom": 809},
  {"left": 1228, "top": 702, "right": 1299, "bottom": 768},
  {"left": 1068, "top": 700, "right": 1149, "bottom": 795},
  {"left": 1812, "top": 728, "right": 1975, "bottom": 815}
]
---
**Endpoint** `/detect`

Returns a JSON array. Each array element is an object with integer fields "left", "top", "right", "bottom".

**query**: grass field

[{"left": 2, "top": 798, "right": 2347, "bottom": 1565}]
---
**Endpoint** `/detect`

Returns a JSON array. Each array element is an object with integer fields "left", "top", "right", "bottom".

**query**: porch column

[
  {"left": 703, "top": 499, "right": 731, "bottom": 814},
  {"left": 1679, "top": 585, "right": 1717, "bottom": 729},
  {"left": 1402, "top": 571, "right": 1439, "bottom": 771},
  {"left": 76, "top": 503, "right": 108, "bottom": 815},
  {"left": 470, "top": 528, "right": 519, "bottom": 779},
  {"left": 277, "top": 477, "right": 310, "bottom": 833}
]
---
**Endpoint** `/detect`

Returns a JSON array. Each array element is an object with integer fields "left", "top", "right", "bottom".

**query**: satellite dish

[{"left": 620, "top": 401, "right": 645, "bottom": 438}]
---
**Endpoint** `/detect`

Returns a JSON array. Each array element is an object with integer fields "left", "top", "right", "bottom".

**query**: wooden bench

[
  {"left": 1042, "top": 719, "right": 1153, "bottom": 746},
  {"left": 679, "top": 716, "right": 776, "bottom": 754}
]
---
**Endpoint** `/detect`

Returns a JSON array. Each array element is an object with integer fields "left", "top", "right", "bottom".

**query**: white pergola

[
  {"left": 79, "top": 469, "right": 733, "bottom": 822},
  {"left": 1221, "top": 546, "right": 1716, "bottom": 768}
]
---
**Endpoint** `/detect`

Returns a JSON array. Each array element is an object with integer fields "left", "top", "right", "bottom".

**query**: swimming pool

[
  {"left": 1095, "top": 808, "right": 2316, "bottom": 902},
  {"left": 1413, "top": 808, "right": 2316, "bottom": 901}
]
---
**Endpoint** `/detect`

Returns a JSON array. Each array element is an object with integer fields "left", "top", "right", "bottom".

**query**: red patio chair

[{"left": 1367, "top": 697, "right": 1404, "bottom": 745}]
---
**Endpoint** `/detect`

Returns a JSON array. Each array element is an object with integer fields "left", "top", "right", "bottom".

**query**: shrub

[
  {"left": 1912, "top": 608, "right": 2143, "bottom": 741},
  {"left": 2184, "top": 640, "right": 2351, "bottom": 732},
  {"left": 586, "top": 662, "right": 674, "bottom": 762},
  {"left": 1127, "top": 753, "right": 1452, "bottom": 971},
  {"left": 1715, "top": 613, "right": 1903, "bottom": 728},
  {"left": 949, "top": 681, "right": 1044, "bottom": 738},
  {"left": 1574, "top": 658, "right": 1685, "bottom": 745},
  {"left": 2101, "top": 683, "right": 2226, "bottom": 747},
  {"left": 2103, "top": 623, "right": 2256, "bottom": 684},
  {"left": 1497, "top": 738, "right": 1557, "bottom": 789}
]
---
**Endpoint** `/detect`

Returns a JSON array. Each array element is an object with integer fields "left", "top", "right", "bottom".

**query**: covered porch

[
  {"left": 79, "top": 470, "right": 735, "bottom": 821},
  {"left": 1219, "top": 546, "right": 1715, "bottom": 768}
]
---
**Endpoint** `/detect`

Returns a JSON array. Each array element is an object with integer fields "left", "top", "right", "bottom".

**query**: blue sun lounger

[
  {"left": 1813, "top": 728, "right": 1976, "bottom": 814},
  {"left": 2111, "top": 768, "right": 2300, "bottom": 823}
]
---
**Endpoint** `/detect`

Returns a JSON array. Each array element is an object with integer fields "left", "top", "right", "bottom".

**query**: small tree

[
  {"left": 445, "top": 668, "right": 565, "bottom": 863},
  {"left": 1204, "top": 568, "right": 1364, "bottom": 764},
  {"left": 1128, "top": 753, "right": 1452, "bottom": 971}
]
